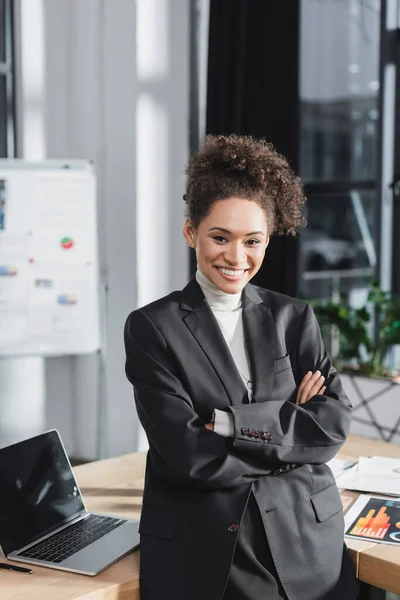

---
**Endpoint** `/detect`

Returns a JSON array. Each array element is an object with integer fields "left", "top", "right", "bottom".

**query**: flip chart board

[{"left": 0, "top": 160, "right": 100, "bottom": 356}]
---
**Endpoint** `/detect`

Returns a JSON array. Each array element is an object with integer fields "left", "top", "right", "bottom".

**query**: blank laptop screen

[{"left": 0, "top": 430, "right": 85, "bottom": 556}]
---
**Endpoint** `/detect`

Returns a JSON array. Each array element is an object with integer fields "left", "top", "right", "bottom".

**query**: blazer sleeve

[
  {"left": 227, "top": 303, "right": 352, "bottom": 465},
  {"left": 124, "top": 309, "right": 275, "bottom": 489}
]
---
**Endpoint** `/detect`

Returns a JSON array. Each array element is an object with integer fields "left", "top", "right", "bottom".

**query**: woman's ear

[{"left": 183, "top": 219, "right": 196, "bottom": 248}]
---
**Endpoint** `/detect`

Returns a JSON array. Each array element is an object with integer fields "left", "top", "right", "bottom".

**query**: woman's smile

[{"left": 215, "top": 266, "right": 248, "bottom": 281}]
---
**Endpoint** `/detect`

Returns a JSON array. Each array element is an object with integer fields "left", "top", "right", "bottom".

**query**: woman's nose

[{"left": 224, "top": 244, "right": 246, "bottom": 265}]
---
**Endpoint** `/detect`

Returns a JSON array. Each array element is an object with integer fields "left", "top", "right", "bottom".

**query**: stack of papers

[
  {"left": 326, "top": 457, "right": 357, "bottom": 479},
  {"left": 336, "top": 456, "right": 400, "bottom": 497}
]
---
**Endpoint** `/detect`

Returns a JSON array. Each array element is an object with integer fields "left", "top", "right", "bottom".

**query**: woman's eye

[
  {"left": 213, "top": 236, "right": 227, "bottom": 243},
  {"left": 246, "top": 239, "right": 260, "bottom": 246}
]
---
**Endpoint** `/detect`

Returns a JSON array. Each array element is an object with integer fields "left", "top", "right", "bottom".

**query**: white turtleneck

[{"left": 196, "top": 268, "right": 253, "bottom": 437}]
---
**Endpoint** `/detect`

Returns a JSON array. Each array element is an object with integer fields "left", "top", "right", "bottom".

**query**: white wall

[{"left": 1, "top": 0, "right": 189, "bottom": 459}]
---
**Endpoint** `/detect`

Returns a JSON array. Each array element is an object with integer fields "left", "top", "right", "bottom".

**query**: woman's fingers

[
  {"left": 306, "top": 377, "right": 326, "bottom": 401},
  {"left": 297, "top": 370, "right": 321, "bottom": 404},
  {"left": 296, "top": 371, "right": 325, "bottom": 405},
  {"left": 296, "top": 371, "right": 313, "bottom": 401},
  {"left": 297, "top": 371, "right": 312, "bottom": 392},
  {"left": 296, "top": 371, "right": 313, "bottom": 404}
]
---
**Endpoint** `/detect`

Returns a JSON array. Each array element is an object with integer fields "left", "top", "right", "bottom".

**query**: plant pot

[{"left": 340, "top": 372, "right": 400, "bottom": 443}]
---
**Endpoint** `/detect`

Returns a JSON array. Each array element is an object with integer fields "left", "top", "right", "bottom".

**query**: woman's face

[{"left": 183, "top": 197, "right": 269, "bottom": 294}]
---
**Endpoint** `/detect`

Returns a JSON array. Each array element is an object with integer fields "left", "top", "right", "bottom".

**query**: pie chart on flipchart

[{"left": 61, "top": 237, "right": 74, "bottom": 250}]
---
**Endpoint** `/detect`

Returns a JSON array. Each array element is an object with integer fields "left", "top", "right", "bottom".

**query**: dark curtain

[{"left": 201, "top": 0, "right": 301, "bottom": 296}]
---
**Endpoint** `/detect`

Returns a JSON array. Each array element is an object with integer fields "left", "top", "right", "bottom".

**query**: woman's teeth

[{"left": 217, "top": 268, "right": 245, "bottom": 277}]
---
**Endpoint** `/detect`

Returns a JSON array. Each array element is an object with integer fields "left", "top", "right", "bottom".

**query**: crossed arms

[{"left": 124, "top": 304, "right": 352, "bottom": 490}]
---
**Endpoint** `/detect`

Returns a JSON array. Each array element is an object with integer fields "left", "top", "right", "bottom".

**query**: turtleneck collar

[{"left": 196, "top": 268, "right": 242, "bottom": 311}]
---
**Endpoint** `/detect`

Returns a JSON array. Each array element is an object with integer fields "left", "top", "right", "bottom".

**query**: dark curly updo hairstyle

[{"left": 183, "top": 134, "right": 306, "bottom": 236}]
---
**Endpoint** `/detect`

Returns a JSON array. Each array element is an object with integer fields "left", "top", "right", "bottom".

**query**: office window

[
  {"left": 300, "top": 188, "right": 377, "bottom": 300},
  {"left": 298, "top": 0, "right": 381, "bottom": 303},
  {"left": 0, "top": 0, "right": 15, "bottom": 158},
  {"left": 300, "top": 0, "right": 380, "bottom": 183}
]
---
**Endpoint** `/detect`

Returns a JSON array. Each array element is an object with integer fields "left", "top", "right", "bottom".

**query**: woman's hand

[
  {"left": 204, "top": 422, "right": 214, "bottom": 431},
  {"left": 296, "top": 371, "right": 326, "bottom": 405}
]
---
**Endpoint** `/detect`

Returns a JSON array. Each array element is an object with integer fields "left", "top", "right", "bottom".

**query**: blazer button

[
  {"left": 228, "top": 522, "right": 239, "bottom": 533},
  {"left": 249, "top": 429, "right": 258, "bottom": 438},
  {"left": 262, "top": 432, "right": 271, "bottom": 441},
  {"left": 241, "top": 427, "right": 250, "bottom": 435},
  {"left": 257, "top": 430, "right": 264, "bottom": 438}
]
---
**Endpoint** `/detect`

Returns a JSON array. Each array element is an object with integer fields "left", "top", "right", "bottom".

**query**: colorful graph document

[{"left": 344, "top": 495, "right": 400, "bottom": 546}]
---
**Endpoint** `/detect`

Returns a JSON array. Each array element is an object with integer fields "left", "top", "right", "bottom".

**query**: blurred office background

[{"left": 0, "top": 0, "right": 399, "bottom": 461}]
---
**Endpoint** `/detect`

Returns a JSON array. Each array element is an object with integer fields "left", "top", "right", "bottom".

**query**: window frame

[{"left": 0, "top": 0, "right": 16, "bottom": 158}]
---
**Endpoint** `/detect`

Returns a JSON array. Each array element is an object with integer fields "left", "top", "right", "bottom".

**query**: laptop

[{"left": 0, "top": 429, "right": 140, "bottom": 576}]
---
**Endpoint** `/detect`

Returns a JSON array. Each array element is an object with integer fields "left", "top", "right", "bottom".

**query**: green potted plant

[
  {"left": 310, "top": 279, "right": 400, "bottom": 378},
  {"left": 309, "top": 280, "right": 400, "bottom": 443}
]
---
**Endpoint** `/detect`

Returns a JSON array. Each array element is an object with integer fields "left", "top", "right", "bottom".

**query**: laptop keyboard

[{"left": 17, "top": 514, "right": 126, "bottom": 564}]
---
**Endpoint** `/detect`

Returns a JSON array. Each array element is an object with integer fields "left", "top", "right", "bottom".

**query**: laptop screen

[{"left": 0, "top": 430, "right": 85, "bottom": 556}]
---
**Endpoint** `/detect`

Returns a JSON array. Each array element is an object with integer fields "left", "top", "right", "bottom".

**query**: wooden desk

[
  {"left": 2, "top": 436, "right": 400, "bottom": 600},
  {"left": 341, "top": 435, "right": 400, "bottom": 596}
]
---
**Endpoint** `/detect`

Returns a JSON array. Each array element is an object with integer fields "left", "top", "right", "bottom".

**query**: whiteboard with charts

[{"left": 0, "top": 160, "right": 100, "bottom": 356}]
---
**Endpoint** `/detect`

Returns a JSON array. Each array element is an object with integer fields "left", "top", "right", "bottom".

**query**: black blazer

[{"left": 124, "top": 277, "right": 359, "bottom": 600}]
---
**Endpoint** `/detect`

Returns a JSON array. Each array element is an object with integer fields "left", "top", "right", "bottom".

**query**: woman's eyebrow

[{"left": 208, "top": 227, "right": 265, "bottom": 237}]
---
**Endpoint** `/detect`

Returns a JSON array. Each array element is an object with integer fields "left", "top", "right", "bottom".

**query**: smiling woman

[
  {"left": 124, "top": 134, "right": 359, "bottom": 600},
  {"left": 183, "top": 197, "right": 269, "bottom": 294},
  {"left": 182, "top": 134, "right": 306, "bottom": 294}
]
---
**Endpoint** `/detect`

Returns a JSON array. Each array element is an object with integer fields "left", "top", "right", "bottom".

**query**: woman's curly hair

[{"left": 183, "top": 134, "right": 306, "bottom": 235}]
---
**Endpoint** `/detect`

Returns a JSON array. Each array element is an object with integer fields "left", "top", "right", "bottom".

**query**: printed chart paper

[
  {"left": 344, "top": 495, "right": 400, "bottom": 546},
  {"left": 336, "top": 456, "right": 400, "bottom": 496},
  {"left": 326, "top": 457, "right": 357, "bottom": 480}
]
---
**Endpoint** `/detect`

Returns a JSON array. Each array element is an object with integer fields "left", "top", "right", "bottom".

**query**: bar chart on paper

[
  {"left": 349, "top": 505, "right": 390, "bottom": 540},
  {"left": 345, "top": 495, "right": 400, "bottom": 546}
]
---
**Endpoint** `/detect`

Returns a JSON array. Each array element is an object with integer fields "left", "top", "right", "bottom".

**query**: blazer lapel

[
  {"left": 242, "top": 284, "right": 275, "bottom": 402},
  {"left": 180, "top": 277, "right": 248, "bottom": 406}
]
